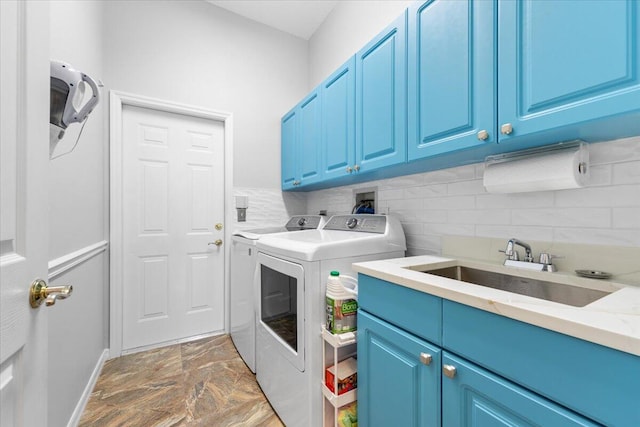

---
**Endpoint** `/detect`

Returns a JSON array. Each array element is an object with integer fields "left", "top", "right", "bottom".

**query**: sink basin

[{"left": 422, "top": 265, "right": 612, "bottom": 307}]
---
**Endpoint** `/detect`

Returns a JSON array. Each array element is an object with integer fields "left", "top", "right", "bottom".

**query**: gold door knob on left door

[
  {"left": 208, "top": 239, "right": 223, "bottom": 247},
  {"left": 29, "top": 279, "right": 73, "bottom": 308}
]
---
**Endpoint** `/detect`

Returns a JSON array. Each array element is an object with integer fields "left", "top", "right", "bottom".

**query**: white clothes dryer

[
  {"left": 255, "top": 215, "right": 406, "bottom": 427},
  {"left": 230, "top": 215, "right": 326, "bottom": 373}
]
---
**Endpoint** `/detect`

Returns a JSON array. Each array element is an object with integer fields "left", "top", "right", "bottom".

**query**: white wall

[
  {"left": 48, "top": 1, "right": 109, "bottom": 426},
  {"left": 307, "top": 136, "right": 640, "bottom": 254},
  {"left": 308, "top": 0, "right": 412, "bottom": 88},
  {"left": 103, "top": 0, "right": 309, "bottom": 189}
]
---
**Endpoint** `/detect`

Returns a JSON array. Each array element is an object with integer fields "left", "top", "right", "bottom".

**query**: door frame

[{"left": 109, "top": 91, "right": 234, "bottom": 357}]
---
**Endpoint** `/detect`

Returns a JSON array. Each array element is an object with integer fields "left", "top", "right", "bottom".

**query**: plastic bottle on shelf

[{"left": 326, "top": 271, "right": 358, "bottom": 334}]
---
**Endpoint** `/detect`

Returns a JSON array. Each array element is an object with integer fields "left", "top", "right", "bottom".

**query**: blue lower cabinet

[
  {"left": 442, "top": 352, "right": 600, "bottom": 427},
  {"left": 358, "top": 310, "right": 441, "bottom": 427}
]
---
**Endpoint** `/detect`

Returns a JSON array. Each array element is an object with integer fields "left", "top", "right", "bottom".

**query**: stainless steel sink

[{"left": 423, "top": 266, "right": 612, "bottom": 307}]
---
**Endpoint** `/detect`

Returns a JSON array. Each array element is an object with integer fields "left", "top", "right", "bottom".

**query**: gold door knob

[
  {"left": 215, "top": 223, "right": 223, "bottom": 231},
  {"left": 208, "top": 239, "right": 223, "bottom": 247},
  {"left": 29, "top": 279, "right": 73, "bottom": 308},
  {"left": 500, "top": 123, "right": 513, "bottom": 135}
]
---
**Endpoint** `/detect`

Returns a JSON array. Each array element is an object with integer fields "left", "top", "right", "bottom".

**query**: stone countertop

[{"left": 353, "top": 255, "right": 640, "bottom": 356}]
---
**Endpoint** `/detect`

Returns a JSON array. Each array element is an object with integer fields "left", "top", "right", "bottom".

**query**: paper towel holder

[
  {"left": 485, "top": 140, "right": 587, "bottom": 171},
  {"left": 483, "top": 140, "right": 589, "bottom": 193}
]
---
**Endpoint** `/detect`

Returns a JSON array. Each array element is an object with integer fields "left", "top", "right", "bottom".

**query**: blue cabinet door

[
  {"left": 322, "top": 56, "right": 356, "bottom": 181},
  {"left": 297, "top": 90, "right": 322, "bottom": 186},
  {"left": 408, "top": 0, "right": 496, "bottom": 161},
  {"left": 442, "top": 352, "right": 600, "bottom": 427},
  {"left": 499, "top": 0, "right": 640, "bottom": 146},
  {"left": 281, "top": 108, "right": 297, "bottom": 190},
  {"left": 358, "top": 310, "right": 441, "bottom": 427},
  {"left": 355, "top": 11, "right": 407, "bottom": 173}
]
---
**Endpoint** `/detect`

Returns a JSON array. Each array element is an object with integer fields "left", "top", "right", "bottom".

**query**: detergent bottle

[{"left": 326, "top": 271, "right": 358, "bottom": 334}]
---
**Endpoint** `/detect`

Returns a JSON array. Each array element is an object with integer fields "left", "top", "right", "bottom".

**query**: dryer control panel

[
  {"left": 323, "top": 215, "right": 386, "bottom": 233},
  {"left": 285, "top": 215, "right": 325, "bottom": 231}
]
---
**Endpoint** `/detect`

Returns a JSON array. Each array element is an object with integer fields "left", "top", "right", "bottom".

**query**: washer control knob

[
  {"left": 297, "top": 217, "right": 307, "bottom": 226},
  {"left": 346, "top": 217, "right": 358, "bottom": 229}
]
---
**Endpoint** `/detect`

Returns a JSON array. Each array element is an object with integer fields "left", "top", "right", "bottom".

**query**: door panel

[
  {"left": 0, "top": 1, "right": 50, "bottom": 425},
  {"left": 356, "top": 11, "right": 407, "bottom": 172},
  {"left": 281, "top": 109, "right": 297, "bottom": 189},
  {"left": 322, "top": 57, "right": 356, "bottom": 180},
  {"left": 122, "top": 105, "right": 225, "bottom": 351},
  {"left": 408, "top": 0, "right": 495, "bottom": 160},
  {"left": 442, "top": 352, "right": 600, "bottom": 427},
  {"left": 499, "top": 0, "right": 640, "bottom": 143},
  {"left": 298, "top": 91, "right": 322, "bottom": 184},
  {"left": 358, "top": 311, "right": 441, "bottom": 427}
]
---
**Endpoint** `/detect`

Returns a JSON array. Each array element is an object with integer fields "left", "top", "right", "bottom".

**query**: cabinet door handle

[
  {"left": 354, "top": 164, "right": 360, "bottom": 172},
  {"left": 500, "top": 123, "right": 513, "bottom": 135},
  {"left": 420, "top": 352, "right": 432, "bottom": 365},
  {"left": 477, "top": 129, "right": 489, "bottom": 141},
  {"left": 346, "top": 166, "right": 353, "bottom": 173},
  {"left": 443, "top": 364, "right": 457, "bottom": 379}
]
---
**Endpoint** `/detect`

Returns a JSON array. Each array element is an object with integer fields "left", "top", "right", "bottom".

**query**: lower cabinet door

[
  {"left": 358, "top": 310, "right": 441, "bottom": 427},
  {"left": 442, "top": 352, "right": 600, "bottom": 427}
]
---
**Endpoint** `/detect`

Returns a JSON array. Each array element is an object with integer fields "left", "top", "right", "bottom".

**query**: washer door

[{"left": 256, "top": 252, "right": 305, "bottom": 372}]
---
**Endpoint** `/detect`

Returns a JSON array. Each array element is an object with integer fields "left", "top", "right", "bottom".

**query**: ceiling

[{"left": 207, "top": 0, "right": 338, "bottom": 40}]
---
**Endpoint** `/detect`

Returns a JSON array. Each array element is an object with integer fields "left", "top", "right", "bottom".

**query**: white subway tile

[
  {"left": 476, "top": 192, "right": 554, "bottom": 209},
  {"left": 424, "top": 223, "right": 475, "bottom": 236},
  {"left": 447, "top": 179, "right": 486, "bottom": 196},
  {"left": 378, "top": 188, "right": 404, "bottom": 201},
  {"left": 406, "top": 234, "right": 442, "bottom": 252},
  {"left": 416, "top": 210, "right": 448, "bottom": 223},
  {"left": 588, "top": 136, "right": 640, "bottom": 165},
  {"left": 554, "top": 227, "right": 640, "bottom": 247},
  {"left": 448, "top": 209, "right": 511, "bottom": 225},
  {"left": 424, "top": 195, "right": 475, "bottom": 210},
  {"left": 404, "top": 183, "right": 448, "bottom": 198},
  {"left": 554, "top": 184, "right": 640, "bottom": 208},
  {"left": 378, "top": 173, "right": 424, "bottom": 189},
  {"left": 388, "top": 198, "right": 424, "bottom": 211},
  {"left": 512, "top": 208, "right": 611, "bottom": 228},
  {"left": 425, "top": 164, "right": 476, "bottom": 183},
  {"left": 387, "top": 209, "right": 420, "bottom": 222},
  {"left": 613, "top": 207, "right": 640, "bottom": 229},
  {"left": 612, "top": 161, "right": 640, "bottom": 185},
  {"left": 476, "top": 225, "right": 554, "bottom": 242}
]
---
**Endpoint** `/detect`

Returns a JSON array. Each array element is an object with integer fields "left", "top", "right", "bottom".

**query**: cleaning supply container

[{"left": 325, "top": 271, "right": 358, "bottom": 334}]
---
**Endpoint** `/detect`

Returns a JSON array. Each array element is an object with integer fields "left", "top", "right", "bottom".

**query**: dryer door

[{"left": 256, "top": 252, "right": 305, "bottom": 372}]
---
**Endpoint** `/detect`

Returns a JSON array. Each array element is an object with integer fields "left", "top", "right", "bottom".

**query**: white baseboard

[{"left": 67, "top": 348, "right": 109, "bottom": 427}]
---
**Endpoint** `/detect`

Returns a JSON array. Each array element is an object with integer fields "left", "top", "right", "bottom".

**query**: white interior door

[
  {"left": 121, "top": 105, "right": 225, "bottom": 351},
  {"left": 0, "top": 1, "right": 50, "bottom": 425}
]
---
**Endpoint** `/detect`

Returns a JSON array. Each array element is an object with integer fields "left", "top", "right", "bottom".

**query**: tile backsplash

[
  {"left": 230, "top": 187, "right": 306, "bottom": 231},
  {"left": 306, "top": 136, "right": 640, "bottom": 255}
]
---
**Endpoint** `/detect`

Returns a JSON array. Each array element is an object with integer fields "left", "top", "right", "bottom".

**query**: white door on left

[
  {"left": 121, "top": 105, "right": 226, "bottom": 352},
  {"left": 0, "top": 1, "right": 51, "bottom": 426}
]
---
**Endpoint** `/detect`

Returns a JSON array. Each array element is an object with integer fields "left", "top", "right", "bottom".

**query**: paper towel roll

[{"left": 483, "top": 147, "right": 589, "bottom": 193}]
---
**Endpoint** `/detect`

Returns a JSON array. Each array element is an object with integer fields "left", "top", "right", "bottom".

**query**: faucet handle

[
  {"left": 539, "top": 253, "right": 562, "bottom": 265},
  {"left": 499, "top": 248, "right": 519, "bottom": 261}
]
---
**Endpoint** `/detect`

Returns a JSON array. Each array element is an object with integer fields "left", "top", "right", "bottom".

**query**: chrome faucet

[
  {"left": 502, "top": 238, "right": 534, "bottom": 262},
  {"left": 500, "top": 238, "right": 557, "bottom": 272}
]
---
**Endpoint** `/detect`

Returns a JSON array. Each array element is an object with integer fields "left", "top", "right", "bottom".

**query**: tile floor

[{"left": 79, "top": 335, "right": 284, "bottom": 427}]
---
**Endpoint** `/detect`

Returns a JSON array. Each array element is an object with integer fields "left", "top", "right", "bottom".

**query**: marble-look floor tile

[{"left": 79, "top": 335, "right": 283, "bottom": 427}]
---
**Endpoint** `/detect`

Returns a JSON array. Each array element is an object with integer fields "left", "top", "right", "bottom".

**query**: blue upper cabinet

[
  {"left": 355, "top": 11, "right": 408, "bottom": 173},
  {"left": 281, "top": 109, "right": 297, "bottom": 190},
  {"left": 281, "top": 89, "right": 322, "bottom": 189},
  {"left": 408, "top": 0, "right": 496, "bottom": 161},
  {"left": 498, "top": 0, "right": 640, "bottom": 145},
  {"left": 321, "top": 56, "right": 356, "bottom": 181}
]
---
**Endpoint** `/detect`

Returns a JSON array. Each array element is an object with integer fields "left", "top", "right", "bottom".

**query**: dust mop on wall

[
  {"left": 483, "top": 141, "right": 589, "bottom": 193},
  {"left": 49, "top": 60, "right": 101, "bottom": 159}
]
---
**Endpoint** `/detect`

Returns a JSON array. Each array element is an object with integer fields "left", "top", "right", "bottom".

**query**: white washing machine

[
  {"left": 255, "top": 215, "right": 406, "bottom": 427},
  {"left": 230, "top": 215, "right": 326, "bottom": 373}
]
